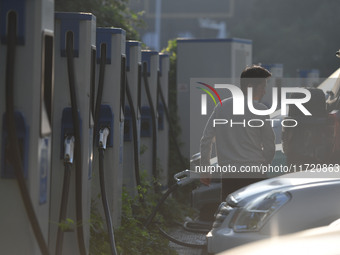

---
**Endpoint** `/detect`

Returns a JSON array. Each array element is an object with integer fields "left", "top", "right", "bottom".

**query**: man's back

[
  {"left": 199, "top": 65, "right": 275, "bottom": 197},
  {"left": 213, "top": 97, "right": 275, "bottom": 166}
]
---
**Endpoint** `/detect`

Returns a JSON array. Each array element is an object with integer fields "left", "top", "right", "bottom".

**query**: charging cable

[
  {"left": 157, "top": 74, "right": 187, "bottom": 168},
  {"left": 98, "top": 128, "right": 118, "bottom": 255},
  {"left": 55, "top": 136, "right": 75, "bottom": 255},
  {"left": 142, "top": 62, "right": 158, "bottom": 187},
  {"left": 4, "top": 11, "right": 50, "bottom": 255},
  {"left": 125, "top": 78, "right": 142, "bottom": 189},
  {"left": 65, "top": 31, "right": 87, "bottom": 255},
  {"left": 144, "top": 170, "right": 206, "bottom": 248}
]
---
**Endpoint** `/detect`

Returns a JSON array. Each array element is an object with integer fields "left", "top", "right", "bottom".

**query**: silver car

[
  {"left": 219, "top": 219, "right": 340, "bottom": 255},
  {"left": 207, "top": 170, "right": 340, "bottom": 254}
]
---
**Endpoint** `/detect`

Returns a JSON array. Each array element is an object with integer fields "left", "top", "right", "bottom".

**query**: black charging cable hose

[
  {"left": 142, "top": 62, "right": 158, "bottom": 186},
  {"left": 92, "top": 43, "right": 118, "bottom": 255},
  {"left": 98, "top": 128, "right": 118, "bottom": 255},
  {"left": 93, "top": 44, "right": 106, "bottom": 143},
  {"left": 4, "top": 11, "right": 50, "bottom": 255},
  {"left": 125, "top": 78, "right": 142, "bottom": 188},
  {"left": 55, "top": 162, "right": 72, "bottom": 255},
  {"left": 157, "top": 74, "right": 187, "bottom": 169},
  {"left": 144, "top": 182, "right": 207, "bottom": 249},
  {"left": 65, "top": 31, "right": 87, "bottom": 255},
  {"left": 55, "top": 136, "right": 74, "bottom": 255},
  {"left": 158, "top": 227, "right": 207, "bottom": 249},
  {"left": 144, "top": 183, "right": 178, "bottom": 228}
]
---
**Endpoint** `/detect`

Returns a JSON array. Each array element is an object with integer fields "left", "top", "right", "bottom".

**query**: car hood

[
  {"left": 220, "top": 223, "right": 340, "bottom": 255},
  {"left": 227, "top": 171, "right": 340, "bottom": 206}
]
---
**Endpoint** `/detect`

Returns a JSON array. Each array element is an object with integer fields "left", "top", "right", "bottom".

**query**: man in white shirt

[{"left": 200, "top": 65, "right": 275, "bottom": 198}]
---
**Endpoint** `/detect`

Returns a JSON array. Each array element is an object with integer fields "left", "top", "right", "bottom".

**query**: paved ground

[{"left": 168, "top": 227, "right": 207, "bottom": 255}]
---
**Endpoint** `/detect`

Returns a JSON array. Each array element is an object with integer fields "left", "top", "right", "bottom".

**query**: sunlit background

[{"left": 128, "top": 0, "right": 340, "bottom": 77}]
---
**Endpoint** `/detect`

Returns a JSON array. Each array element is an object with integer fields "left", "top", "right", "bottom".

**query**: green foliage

[
  {"left": 115, "top": 187, "right": 177, "bottom": 255},
  {"left": 162, "top": 39, "right": 178, "bottom": 130},
  {"left": 90, "top": 199, "right": 111, "bottom": 255},
  {"left": 55, "top": 0, "right": 144, "bottom": 40},
  {"left": 89, "top": 172, "right": 189, "bottom": 255},
  {"left": 58, "top": 218, "right": 76, "bottom": 232},
  {"left": 140, "top": 144, "right": 148, "bottom": 156}
]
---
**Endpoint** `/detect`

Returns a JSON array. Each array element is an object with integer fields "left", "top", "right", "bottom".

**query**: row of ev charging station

[
  {"left": 123, "top": 47, "right": 170, "bottom": 193},
  {"left": 0, "top": 0, "right": 171, "bottom": 253}
]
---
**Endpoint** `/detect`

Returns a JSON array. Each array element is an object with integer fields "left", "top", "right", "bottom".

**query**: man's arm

[{"left": 261, "top": 116, "right": 276, "bottom": 164}]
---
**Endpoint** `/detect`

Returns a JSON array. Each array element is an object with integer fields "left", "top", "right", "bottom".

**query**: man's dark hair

[{"left": 240, "top": 65, "right": 272, "bottom": 94}]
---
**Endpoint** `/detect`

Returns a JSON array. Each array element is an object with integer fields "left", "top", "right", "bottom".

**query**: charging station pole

[
  {"left": 140, "top": 51, "right": 159, "bottom": 182},
  {"left": 0, "top": 0, "right": 54, "bottom": 254},
  {"left": 93, "top": 27, "right": 126, "bottom": 227},
  {"left": 124, "top": 41, "right": 142, "bottom": 196},
  {"left": 50, "top": 12, "right": 96, "bottom": 255},
  {"left": 158, "top": 53, "right": 170, "bottom": 187}
]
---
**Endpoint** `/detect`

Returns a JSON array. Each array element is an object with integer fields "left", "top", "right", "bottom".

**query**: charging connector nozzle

[
  {"left": 64, "top": 136, "right": 75, "bottom": 164},
  {"left": 174, "top": 170, "right": 201, "bottom": 186},
  {"left": 99, "top": 128, "right": 110, "bottom": 150}
]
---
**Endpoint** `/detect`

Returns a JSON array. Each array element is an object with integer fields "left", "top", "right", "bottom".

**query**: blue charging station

[
  {"left": 123, "top": 41, "right": 142, "bottom": 196},
  {"left": 140, "top": 50, "right": 159, "bottom": 180},
  {"left": 0, "top": 0, "right": 54, "bottom": 254},
  {"left": 49, "top": 12, "right": 96, "bottom": 255},
  {"left": 92, "top": 27, "right": 126, "bottom": 227}
]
